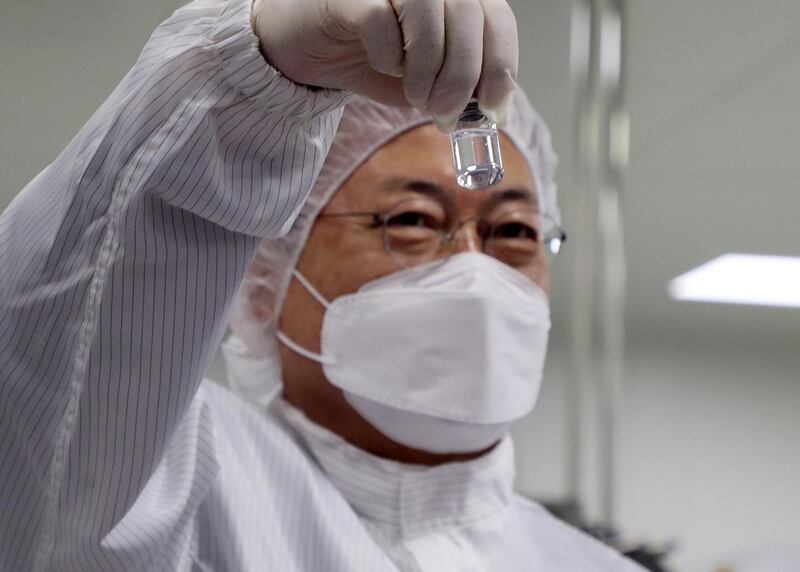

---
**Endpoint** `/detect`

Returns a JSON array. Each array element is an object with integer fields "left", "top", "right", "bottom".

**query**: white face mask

[{"left": 277, "top": 252, "right": 551, "bottom": 454}]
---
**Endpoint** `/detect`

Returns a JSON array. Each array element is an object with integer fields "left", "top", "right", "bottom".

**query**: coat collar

[{"left": 273, "top": 398, "right": 515, "bottom": 539}]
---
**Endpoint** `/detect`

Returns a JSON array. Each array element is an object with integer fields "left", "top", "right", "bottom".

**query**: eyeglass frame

[{"left": 316, "top": 199, "right": 567, "bottom": 266}]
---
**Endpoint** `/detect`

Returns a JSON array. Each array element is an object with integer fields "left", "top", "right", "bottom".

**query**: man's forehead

[
  {"left": 325, "top": 123, "right": 538, "bottom": 211},
  {"left": 378, "top": 176, "right": 539, "bottom": 211}
]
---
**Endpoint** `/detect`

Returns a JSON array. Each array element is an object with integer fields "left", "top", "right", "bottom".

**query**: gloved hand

[{"left": 252, "top": 0, "right": 518, "bottom": 131}]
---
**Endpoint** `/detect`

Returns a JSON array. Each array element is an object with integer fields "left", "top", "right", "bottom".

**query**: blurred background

[{"left": 1, "top": 1, "right": 798, "bottom": 570}]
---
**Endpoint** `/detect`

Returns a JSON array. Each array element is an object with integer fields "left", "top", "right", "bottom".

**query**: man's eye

[
  {"left": 386, "top": 211, "right": 440, "bottom": 229},
  {"left": 492, "top": 222, "right": 539, "bottom": 242}
]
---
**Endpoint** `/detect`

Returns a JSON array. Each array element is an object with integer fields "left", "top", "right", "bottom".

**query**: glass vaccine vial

[{"left": 450, "top": 100, "right": 504, "bottom": 190}]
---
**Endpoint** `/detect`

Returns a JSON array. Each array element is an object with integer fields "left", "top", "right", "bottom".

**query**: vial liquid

[{"left": 450, "top": 101, "right": 504, "bottom": 190}]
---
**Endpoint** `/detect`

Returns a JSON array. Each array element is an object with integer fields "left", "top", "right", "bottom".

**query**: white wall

[{"left": 514, "top": 336, "right": 800, "bottom": 572}]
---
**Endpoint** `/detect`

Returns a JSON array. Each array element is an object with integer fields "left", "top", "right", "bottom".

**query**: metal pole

[
  {"left": 568, "top": 0, "right": 627, "bottom": 531},
  {"left": 597, "top": 0, "right": 627, "bottom": 530},
  {"left": 566, "top": 0, "right": 595, "bottom": 513}
]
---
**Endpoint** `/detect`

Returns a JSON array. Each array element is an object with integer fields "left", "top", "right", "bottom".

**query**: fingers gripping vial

[{"left": 451, "top": 101, "right": 504, "bottom": 190}]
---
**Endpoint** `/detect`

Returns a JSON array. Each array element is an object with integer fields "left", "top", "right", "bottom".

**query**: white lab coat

[{"left": 0, "top": 0, "right": 644, "bottom": 569}]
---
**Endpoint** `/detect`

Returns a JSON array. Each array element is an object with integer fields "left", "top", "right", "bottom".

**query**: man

[{"left": 0, "top": 0, "right": 643, "bottom": 569}]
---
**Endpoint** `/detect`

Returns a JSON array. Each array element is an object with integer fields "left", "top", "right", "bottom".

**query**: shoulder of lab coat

[{"left": 507, "top": 496, "right": 648, "bottom": 571}]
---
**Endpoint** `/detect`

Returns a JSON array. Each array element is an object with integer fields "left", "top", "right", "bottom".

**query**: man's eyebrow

[{"left": 481, "top": 188, "right": 539, "bottom": 212}]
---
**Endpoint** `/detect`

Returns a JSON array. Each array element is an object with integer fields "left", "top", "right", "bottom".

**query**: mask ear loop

[
  {"left": 291, "top": 268, "right": 332, "bottom": 310},
  {"left": 276, "top": 331, "right": 334, "bottom": 365},
  {"left": 276, "top": 269, "right": 335, "bottom": 365}
]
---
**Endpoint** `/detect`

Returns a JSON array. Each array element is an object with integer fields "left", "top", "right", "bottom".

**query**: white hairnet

[{"left": 222, "top": 88, "right": 560, "bottom": 404}]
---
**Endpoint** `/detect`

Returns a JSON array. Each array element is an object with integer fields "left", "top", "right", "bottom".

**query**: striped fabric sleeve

[{"left": 0, "top": 0, "right": 349, "bottom": 569}]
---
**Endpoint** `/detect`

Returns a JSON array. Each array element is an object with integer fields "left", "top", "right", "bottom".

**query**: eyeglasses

[{"left": 318, "top": 198, "right": 567, "bottom": 269}]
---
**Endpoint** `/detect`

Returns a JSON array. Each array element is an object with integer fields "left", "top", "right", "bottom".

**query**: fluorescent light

[{"left": 669, "top": 254, "right": 800, "bottom": 309}]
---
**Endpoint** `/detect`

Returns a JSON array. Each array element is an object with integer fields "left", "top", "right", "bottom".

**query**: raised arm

[
  {"left": 0, "top": 0, "right": 521, "bottom": 568},
  {"left": 0, "top": 0, "right": 347, "bottom": 569}
]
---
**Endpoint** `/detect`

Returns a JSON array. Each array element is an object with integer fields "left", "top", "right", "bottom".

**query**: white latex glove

[{"left": 252, "top": 0, "right": 518, "bottom": 131}]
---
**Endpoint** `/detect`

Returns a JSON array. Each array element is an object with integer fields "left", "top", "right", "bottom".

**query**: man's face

[
  {"left": 277, "top": 124, "right": 548, "bottom": 461},
  {"left": 289, "top": 124, "right": 546, "bottom": 318}
]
